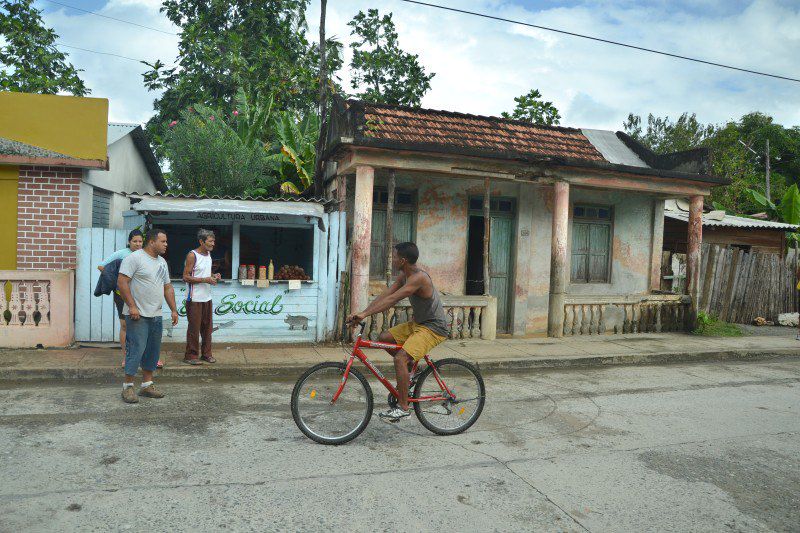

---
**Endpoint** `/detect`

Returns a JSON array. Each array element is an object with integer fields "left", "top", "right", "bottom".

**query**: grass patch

[{"left": 692, "top": 312, "right": 745, "bottom": 337}]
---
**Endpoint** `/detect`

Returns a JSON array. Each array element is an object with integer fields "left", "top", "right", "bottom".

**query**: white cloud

[
  {"left": 40, "top": 0, "right": 178, "bottom": 124},
  {"left": 40, "top": 0, "right": 800, "bottom": 131}
]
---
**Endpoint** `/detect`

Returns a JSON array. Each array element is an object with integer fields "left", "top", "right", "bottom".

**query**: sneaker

[
  {"left": 182, "top": 358, "right": 202, "bottom": 365},
  {"left": 139, "top": 384, "right": 165, "bottom": 399},
  {"left": 121, "top": 386, "right": 139, "bottom": 404},
  {"left": 378, "top": 407, "right": 411, "bottom": 422},
  {"left": 156, "top": 360, "right": 164, "bottom": 369},
  {"left": 200, "top": 355, "right": 216, "bottom": 364}
]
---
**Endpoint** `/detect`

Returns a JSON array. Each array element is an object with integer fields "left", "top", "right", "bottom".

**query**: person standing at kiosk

[{"left": 182, "top": 229, "right": 220, "bottom": 364}]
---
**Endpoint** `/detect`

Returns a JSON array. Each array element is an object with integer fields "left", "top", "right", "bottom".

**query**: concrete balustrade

[{"left": 0, "top": 270, "right": 74, "bottom": 348}]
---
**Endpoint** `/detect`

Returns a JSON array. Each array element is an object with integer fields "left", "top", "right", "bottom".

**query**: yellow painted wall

[
  {"left": 0, "top": 166, "right": 18, "bottom": 270},
  {"left": 0, "top": 92, "right": 108, "bottom": 162}
]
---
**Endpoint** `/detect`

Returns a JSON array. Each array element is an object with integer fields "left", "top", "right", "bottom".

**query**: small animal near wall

[{"left": 285, "top": 315, "right": 310, "bottom": 330}]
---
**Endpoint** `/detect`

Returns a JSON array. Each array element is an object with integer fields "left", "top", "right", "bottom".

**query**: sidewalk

[{"left": 1, "top": 332, "right": 798, "bottom": 382}]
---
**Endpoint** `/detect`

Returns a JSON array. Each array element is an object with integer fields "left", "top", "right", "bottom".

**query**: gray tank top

[{"left": 403, "top": 271, "right": 449, "bottom": 338}]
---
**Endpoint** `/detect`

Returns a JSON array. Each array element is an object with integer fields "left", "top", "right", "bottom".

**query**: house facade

[
  {"left": 0, "top": 92, "right": 110, "bottom": 346},
  {"left": 79, "top": 123, "right": 164, "bottom": 230},
  {"left": 323, "top": 99, "right": 728, "bottom": 337}
]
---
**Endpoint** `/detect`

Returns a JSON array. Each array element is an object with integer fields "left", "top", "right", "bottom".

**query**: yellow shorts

[{"left": 388, "top": 322, "right": 447, "bottom": 362}]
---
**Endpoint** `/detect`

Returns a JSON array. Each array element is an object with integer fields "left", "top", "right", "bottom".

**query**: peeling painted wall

[
  {"left": 362, "top": 173, "right": 518, "bottom": 297},
  {"left": 525, "top": 186, "right": 657, "bottom": 334},
  {"left": 345, "top": 170, "right": 659, "bottom": 335}
]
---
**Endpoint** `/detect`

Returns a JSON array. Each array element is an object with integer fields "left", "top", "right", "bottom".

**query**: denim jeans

[{"left": 124, "top": 316, "right": 163, "bottom": 376}]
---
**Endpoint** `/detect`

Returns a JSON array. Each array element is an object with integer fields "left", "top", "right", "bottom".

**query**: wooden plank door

[{"left": 489, "top": 216, "right": 514, "bottom": 333}]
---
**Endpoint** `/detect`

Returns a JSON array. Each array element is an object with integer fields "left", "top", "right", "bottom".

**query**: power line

[
  {"left": 55, "top": 42, "right": 175, "bottom": 67},
  {"left": 41, "top": 0, "right": 178, "bottom": 36},
  {"left": 398, "top": 0, "right": 800, "bottom": 83}
]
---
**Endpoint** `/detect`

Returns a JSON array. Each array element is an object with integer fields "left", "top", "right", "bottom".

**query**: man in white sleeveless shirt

[{"left": 182, "top": 229, "right": 220, "bottom": 364}]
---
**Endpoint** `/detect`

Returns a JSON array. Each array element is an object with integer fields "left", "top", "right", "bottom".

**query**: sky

[{"left": 32, "top": 0, "right": 800, "bottom": 131}]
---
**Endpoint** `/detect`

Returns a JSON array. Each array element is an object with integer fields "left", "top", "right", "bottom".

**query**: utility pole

[
  {"left": 765, "top": 138, "right": 771, "bottom": 202},
  {"left": 739, "top": 138, "right": 772, "bottom": 202},
  {"left": 313, "top": 0, "right": 328, "bottom": 197}
]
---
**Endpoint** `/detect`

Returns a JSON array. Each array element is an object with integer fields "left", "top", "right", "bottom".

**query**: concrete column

[
  {"left": 481, "top": 296, "right": 497, "bottom": 340},
  {"left": 512, "top": 183, "right": 535, "bottom": 336},
  {"left": 686, "top": 195, "right": 703, "bottom": 328},
  {"left": 547, "top": 181, "right": 570, "bottom": 337},
  {"left": 649, "top": 199, "right": 665, "bottom": 291},
  {"left": 350, "top": 165, "right": 374, "bottom": 317}
]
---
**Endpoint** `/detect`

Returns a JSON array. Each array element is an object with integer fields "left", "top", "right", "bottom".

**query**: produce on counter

[{"left": 274, "top": 265, "right": 310, "bottom": 280}]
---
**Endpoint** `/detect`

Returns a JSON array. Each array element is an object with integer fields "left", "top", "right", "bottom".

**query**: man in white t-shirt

[
  {"left": 182, "top": 228, "right": 220, "bottom": 364},
  {"left": 117, "top": 229, "right": 179, "bottom": 404}
]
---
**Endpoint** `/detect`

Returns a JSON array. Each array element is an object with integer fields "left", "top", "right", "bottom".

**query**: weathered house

[
  {"left": 79, "top": 123, "right": 164, "bottom": 230},
  {"left": 323, "top": 99, "right": 728, "bottom": 338}
]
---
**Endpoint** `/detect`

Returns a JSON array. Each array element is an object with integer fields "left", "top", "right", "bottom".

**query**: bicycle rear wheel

[
  {"left": 291, "top": 362, "right": 373, "bottom": 445},
  {"left": 413, "top": 358, "right": 485, "bottom": 436}
]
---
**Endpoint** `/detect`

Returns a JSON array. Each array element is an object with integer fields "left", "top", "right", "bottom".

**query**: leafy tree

[
  {"left": 348, "top": 8, "right": 434, "bottom": 107},
  {"left": 501, "top": 89, "right": 561, "bottom": 126},
  {"left": 164, "top": 105, "right": 274, "bottom": 197},
  {"left": 0, "top": 0, "right": 88, "bottom": 95},
  {"left": 143, "top": 0, "right": 342, "bottom": 159},
  {"left": 623, "top": 111, "right": 800, "bottom": 214},
  {"left": 623, "top": 112, "right": 715, "bottom": 153}
]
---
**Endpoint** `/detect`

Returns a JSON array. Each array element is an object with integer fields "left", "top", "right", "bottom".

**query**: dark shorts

[{"left": 113, "top": 293, "right": 125, "bottom": 320}]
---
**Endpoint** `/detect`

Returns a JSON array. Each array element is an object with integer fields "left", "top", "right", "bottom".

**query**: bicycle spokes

[{"left": 414, "top": 359, "right": 485, "bottom": 434}]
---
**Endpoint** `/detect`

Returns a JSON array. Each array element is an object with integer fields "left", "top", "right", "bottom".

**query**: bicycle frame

[{"left": 331, "top": 331, "right": 455, "bottom": 405}]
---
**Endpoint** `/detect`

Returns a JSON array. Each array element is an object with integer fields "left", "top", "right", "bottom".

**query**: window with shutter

[
  {"left": 92, "top": 189, "right": 112, "bottom": 228},
  {"left": 370, "top": 188, "right": 416, "bottom": 279},
  {"left": 571, "top": 205, "right": 612, "bottom": 283}
]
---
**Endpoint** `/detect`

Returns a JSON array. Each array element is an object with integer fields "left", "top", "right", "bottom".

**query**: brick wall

[{"left": 17, "top": 166, "right": 83, "bottom": 270}]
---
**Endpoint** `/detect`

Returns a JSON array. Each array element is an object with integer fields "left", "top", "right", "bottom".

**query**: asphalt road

[{"left": 1, "top": 358, "right": 798, "bottom": 532}]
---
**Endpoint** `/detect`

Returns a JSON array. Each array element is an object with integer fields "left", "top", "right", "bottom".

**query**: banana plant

[
  {"left": 745, "top": 184, "right": 800, "bottom": 249},
  {"left": 232, "top": 87, "right": 274, "bottom": 150},
  {"left": 267, "top": 111, "right": 320, "bottom": 194}
]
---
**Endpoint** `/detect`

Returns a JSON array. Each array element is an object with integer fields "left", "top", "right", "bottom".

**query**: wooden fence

[{"left": 692, "top": 244, "right": 798, "bottom": 324}]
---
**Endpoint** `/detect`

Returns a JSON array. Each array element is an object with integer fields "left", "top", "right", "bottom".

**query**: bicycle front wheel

[
  {"left": 291, "top": 362, "right": 373, "bottom": 445},
  {"left": 413, "top": 358, "right": 485, "bottom": 436}
]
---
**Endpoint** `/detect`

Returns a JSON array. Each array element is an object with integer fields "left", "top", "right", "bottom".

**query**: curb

[{"left": 1, "top": 349, "right": 798, "bottom": 383}]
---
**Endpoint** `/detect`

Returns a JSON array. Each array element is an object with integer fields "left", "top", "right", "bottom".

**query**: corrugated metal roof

[
  {"left": 581, "top": 129, "right": 649, "bottom": 168},
  {"left": 107, "top": 123, "right": 138, "bottom": 145},
  {"left": 0, "top": 136, "right": 72, "bottom": 158},
  {"left": 127, "top": 192, "right": 332, "bottom": 204},
  {"left": 664, "top": 210, "right": 798, "bottom": 230}
]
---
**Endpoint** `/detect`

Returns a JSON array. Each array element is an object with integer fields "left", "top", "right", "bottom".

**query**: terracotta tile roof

[{"left": 358, "top": 102, "right": 606, "bottom": 163}]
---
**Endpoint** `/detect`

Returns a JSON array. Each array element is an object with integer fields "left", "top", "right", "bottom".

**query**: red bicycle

[{"left": 291, "top": 323, "right": 486, "bottom": 445}]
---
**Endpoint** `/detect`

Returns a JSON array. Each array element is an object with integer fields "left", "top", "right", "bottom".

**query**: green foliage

[
  {"left": 143, "top": 0, "right": 342, "bottom": 160},
  {"left": 624, "top": 111, "right": 799, "bottom": 215},
  {"left": 695, "top": 311, "right": 714, "bottom": 333},
  {"left": 501, "top": 89, "right": 561, "bottom": 126},
  {"left": 623, "top": 112, "right": 715, "bottom": 153},
  {"left": 348, "top": 8, "right": 434, "bottom": 107},
  {"left": 0, "top": 0, "right": 88, "bottom": 95},
  {"left": 263, "top": 112, "right": 319, "bottom": 195},
  {"left": 693, "top": 312, "right": 744, "bottom": 337},
  {"left": 163, "top": 105, "right": 275, "bottom": 197},
  {"left": 780, "top": 184, "right": 800, "bottom": 225}
]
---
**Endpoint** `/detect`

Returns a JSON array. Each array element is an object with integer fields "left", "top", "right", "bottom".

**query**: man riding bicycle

[{"left": 347, "top": 242, "right": 449, "bottom": 422}]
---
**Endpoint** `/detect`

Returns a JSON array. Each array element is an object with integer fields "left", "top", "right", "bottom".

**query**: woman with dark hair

[{"left": 97, "top": 230, "right": 163, "bottom": 368}]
